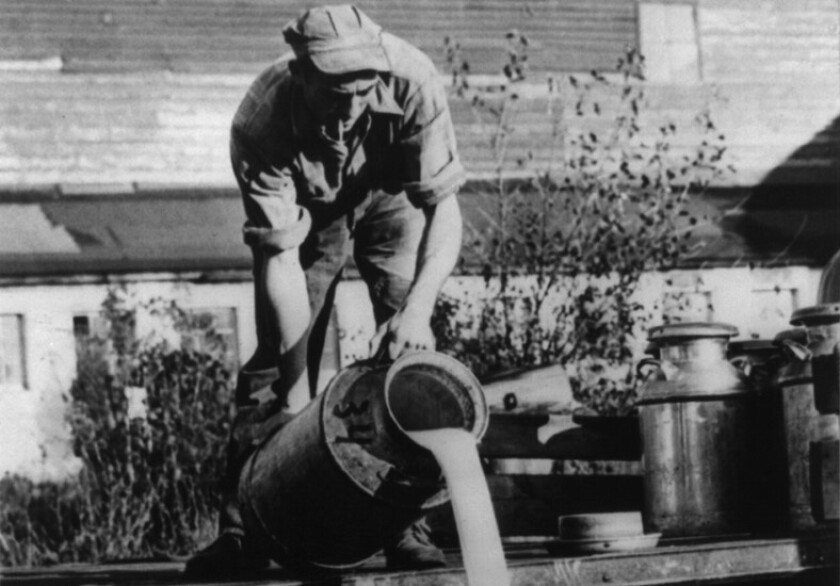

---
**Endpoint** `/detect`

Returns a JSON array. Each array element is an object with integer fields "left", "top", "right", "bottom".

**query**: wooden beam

[
  {"left": 1, "top": 535, "right": 836, "bottom": 586},
  {"left": 479, "top": 413, "right": 642, "bottom": 460}
]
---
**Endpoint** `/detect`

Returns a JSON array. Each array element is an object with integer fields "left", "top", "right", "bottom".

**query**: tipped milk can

[
  {"left": 237, "top": 351, "right": 488, "bottom": 570},
  {"left": 637, "top": 323, "right": 752, "bottom": 537}
]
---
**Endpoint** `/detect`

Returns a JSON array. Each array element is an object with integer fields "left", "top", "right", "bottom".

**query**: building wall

[
  {"left": 0, "top": 279, "right": 256, "bottom": 480},
  {"left": 0, "top": 0, "right": 637, "bottom": 75},
  {"left": 0, "top": 265, "right": 822, "bottom": 479},
  {"left": 0, "top": 1, "right": 836, "bottom": 188}
]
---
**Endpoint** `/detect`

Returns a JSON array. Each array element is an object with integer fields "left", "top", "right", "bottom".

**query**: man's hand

[
  {"left": 369, "top": 303, "right": 436, "bottom": 360},
  {"left": 368, "top": 195, "right": 462, "bottom": 361}
]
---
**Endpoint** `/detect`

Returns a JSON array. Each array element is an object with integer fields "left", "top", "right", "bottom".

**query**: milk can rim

[
  {"left": 727, "top": 338, "right": 778, "bottom": 354},
  {"left": 647, "top": 322, "right": 739, "bottom": 342},
  {"left": 790, "top": 303, "right": 840, "bottom": 326},
  {"left": 383, "top": 350, "right": 489, "bottom": 441}
]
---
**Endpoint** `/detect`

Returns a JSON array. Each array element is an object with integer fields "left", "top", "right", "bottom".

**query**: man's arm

[
  {"left": 370, "top": 58, "right": 466, "bottom": 359},
  {"left": 370, "top": 194, "right": 462, "bottom": 358},
  {"left": 232, "top": 134, "right": 312, "bottom": 412},
  {"left": 258, "top": 247, "right": 311, "bottom": 412}
]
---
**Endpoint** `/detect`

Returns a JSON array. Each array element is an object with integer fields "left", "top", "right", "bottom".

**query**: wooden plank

[
  {"left": 0, "top": 535, "right": 836, "bottom": 585},
  {"left": 479, "top": 413, "right": 641, "bottom": 460}
]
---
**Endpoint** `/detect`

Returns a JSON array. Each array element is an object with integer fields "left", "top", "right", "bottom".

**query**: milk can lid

[
  {"left": 727, "top": 339, "right": 777, "bottom": 355},
  {"left": 728, "top": 339, "right": 775, "bottom": 351},
  {"left": 647, "top": 322, "right": 739, "bottom": 342},
  {"left": 790, "top": 303, "right": 840, "bottom": 326},
  {"left": 773, "top": 328, "right": 808, "bottom": 344}
]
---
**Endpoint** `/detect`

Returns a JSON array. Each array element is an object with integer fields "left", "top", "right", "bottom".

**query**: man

[{"left": 185, "top": 4, "right": 465, "bottom": 577}]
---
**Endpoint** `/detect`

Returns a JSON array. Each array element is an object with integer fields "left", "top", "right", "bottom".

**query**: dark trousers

[{"left": 220, "top": 190, "right": 425, "bottom": 536}]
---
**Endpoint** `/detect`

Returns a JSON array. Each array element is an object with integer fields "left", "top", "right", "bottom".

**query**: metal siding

[
  {"left": 0, "top": 0, "right": 638, "bottom": 74},
  {"left": 698, "top": 0, "right": 840, "bottom": 84},
  {"left": 0, "top": 71, "right": 837, "bottom": 189}
]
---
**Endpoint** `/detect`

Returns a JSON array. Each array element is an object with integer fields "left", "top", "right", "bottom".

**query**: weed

[{"left": 0, "top": 290, "right": 233, "bottom": 566}]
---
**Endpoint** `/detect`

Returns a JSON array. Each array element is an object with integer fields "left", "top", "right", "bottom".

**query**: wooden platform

[{"left": 2, "top": 533, "right": 837, "bottom": 586}]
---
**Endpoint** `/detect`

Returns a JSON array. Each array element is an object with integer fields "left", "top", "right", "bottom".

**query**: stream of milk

[{"left": 406, "top": 428, "right": 511, "bottom": 586}]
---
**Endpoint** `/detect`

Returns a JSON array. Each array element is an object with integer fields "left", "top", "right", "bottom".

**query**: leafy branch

[{"left": 435, "top": 33, "right": 732, "bottom": 413}]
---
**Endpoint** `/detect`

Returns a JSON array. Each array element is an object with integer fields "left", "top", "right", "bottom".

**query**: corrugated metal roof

[
  {"left": 0, "top": 189, "right": 250, "bottom": 278},
  {"left": 0, "top": 185, "right": 836, "bottom": 281},
  {"left": 0, "top": 204, "right": 80, "bottom": 254}
]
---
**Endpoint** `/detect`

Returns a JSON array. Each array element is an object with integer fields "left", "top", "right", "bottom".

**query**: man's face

[{"left": 301, "top": 67, "right": 378, "bottom": 137}]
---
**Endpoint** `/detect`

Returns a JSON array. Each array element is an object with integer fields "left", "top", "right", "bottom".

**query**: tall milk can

[
  {"left": 790, "top": 304, "right": 840, "bottom": 415},
  {"left": 637, "top": 323, "right": 752, "bottom": 537},
  {"left": 727, "top": 339, "right": 789, "bottom": 532},
  {"left": 238, "top": 351, "right": 488, "bottom": 570},
  {"left": 780, "top": 305, "right": 840, "bottom": 526},
  {"left": 775, "top": 330, "right": 823, "bottom": 529}
]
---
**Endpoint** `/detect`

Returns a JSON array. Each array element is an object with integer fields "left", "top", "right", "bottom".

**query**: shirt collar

[{"left": 366, "top": 78, "right": 404, "bottom": 116}]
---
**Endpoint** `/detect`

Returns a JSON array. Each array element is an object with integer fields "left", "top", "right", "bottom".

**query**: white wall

[
  {"left": 0, "top": 278, "right": 255, "bottom": 481},
  {"left": 0, "top": 264, "right": 824, "bottom": 480},
  {"left": 337, "top": 266, "right": 823, "bottom": 363}
]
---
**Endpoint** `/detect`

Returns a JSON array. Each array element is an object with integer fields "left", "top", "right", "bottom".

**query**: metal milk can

[
  {"left": 727, "top": 339, "right": 789, "bottom": 532},
  {"left": 238, "top": 351, "right": 488, "bottom": 570},
  {"left": 790, "top": 304, "right": 840, "bottom": 415},
  {"left": 780, "top": 305, "right": 840, "bottom": 526},
  {"left": 775, "top": 330, "right": 825, "bottom": 530},
  {"left": 636, "top": 322, "right": 752, "bottom": 537}
]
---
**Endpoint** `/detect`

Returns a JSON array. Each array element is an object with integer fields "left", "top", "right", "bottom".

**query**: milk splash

[{"left": 406, "top": 428, "right": 510, "bottom": 586}]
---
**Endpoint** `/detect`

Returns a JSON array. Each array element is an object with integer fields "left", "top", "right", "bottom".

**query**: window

[
  {"left": 72, "top": 305, "right": 240, "bottom": 396},
  {"left": 73, "top": 307, "right": 239, "bottom": 370},
  {"left": 639, "top": 3, "right": 701, "bottom": 83},
  {"left": 73, "top": 313, "right": 109, "bottom": 340},
  {"left": 0, "top": 314, "right": 26, "bottom": 387},
  {"left": 73, "top": 312, "right": 114, "bottom": 391}
]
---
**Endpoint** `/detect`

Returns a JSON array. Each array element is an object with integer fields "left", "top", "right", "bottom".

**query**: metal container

[
  {"left": 728, "top": 339, "right": 789, "bottom": 532},
  {"left": 637, "top": 322, "right": 752, "bottom": 537},
  {"left": 790, "top": 304, "right": 840, "bottom": 414},
  {"left": 776, "top": 323, "right": 840, "bottom": 529},
  {"left": 776, "top": 348, "right": 823, "bottom": 530},
  {"left": 817, "top": 249, "right": 840, "bottom": 304},
  {"left": 238, "top": 351, "right": 488, "bottom": 570},
  {"left": 480, "top": 363, "right": 572, "bottom": 412}
]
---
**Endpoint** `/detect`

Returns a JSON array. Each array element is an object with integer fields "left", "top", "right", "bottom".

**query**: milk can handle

[
  {"left": 636, "top": 357, "right": 662, "bottom": 379},
  {"left": 778, "top": 338, "right": 811, "bottom": 362},
  {"left": 730, "top": 356, "right": 752, "bottom": 379},
  {"left": 370, "top": 343, "right": 393, "bottom": 366},
  {"left": 376, "top": 467, "right": 444, "bottom": 495}
]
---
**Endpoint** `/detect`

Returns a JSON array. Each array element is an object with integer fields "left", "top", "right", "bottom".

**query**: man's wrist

[{"left": 401, "top": 289, "right": 437, "bottom": 321}]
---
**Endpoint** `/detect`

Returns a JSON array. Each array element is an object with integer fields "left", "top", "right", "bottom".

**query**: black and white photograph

[{"left": 0, "top": 1, "right": 838, "bottom": 585}]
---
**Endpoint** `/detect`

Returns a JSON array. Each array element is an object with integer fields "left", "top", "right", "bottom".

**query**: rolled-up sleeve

[
  {"left": 230, "top": 130, "right": 310, "bottom": 254},
  {"left": 400, "top": 77, "right": 466, "bottom": 208}
]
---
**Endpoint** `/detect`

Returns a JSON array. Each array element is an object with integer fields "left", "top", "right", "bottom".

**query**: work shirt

[{"left": 231, "top": 32, "right": 466, "bottom": 253}]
